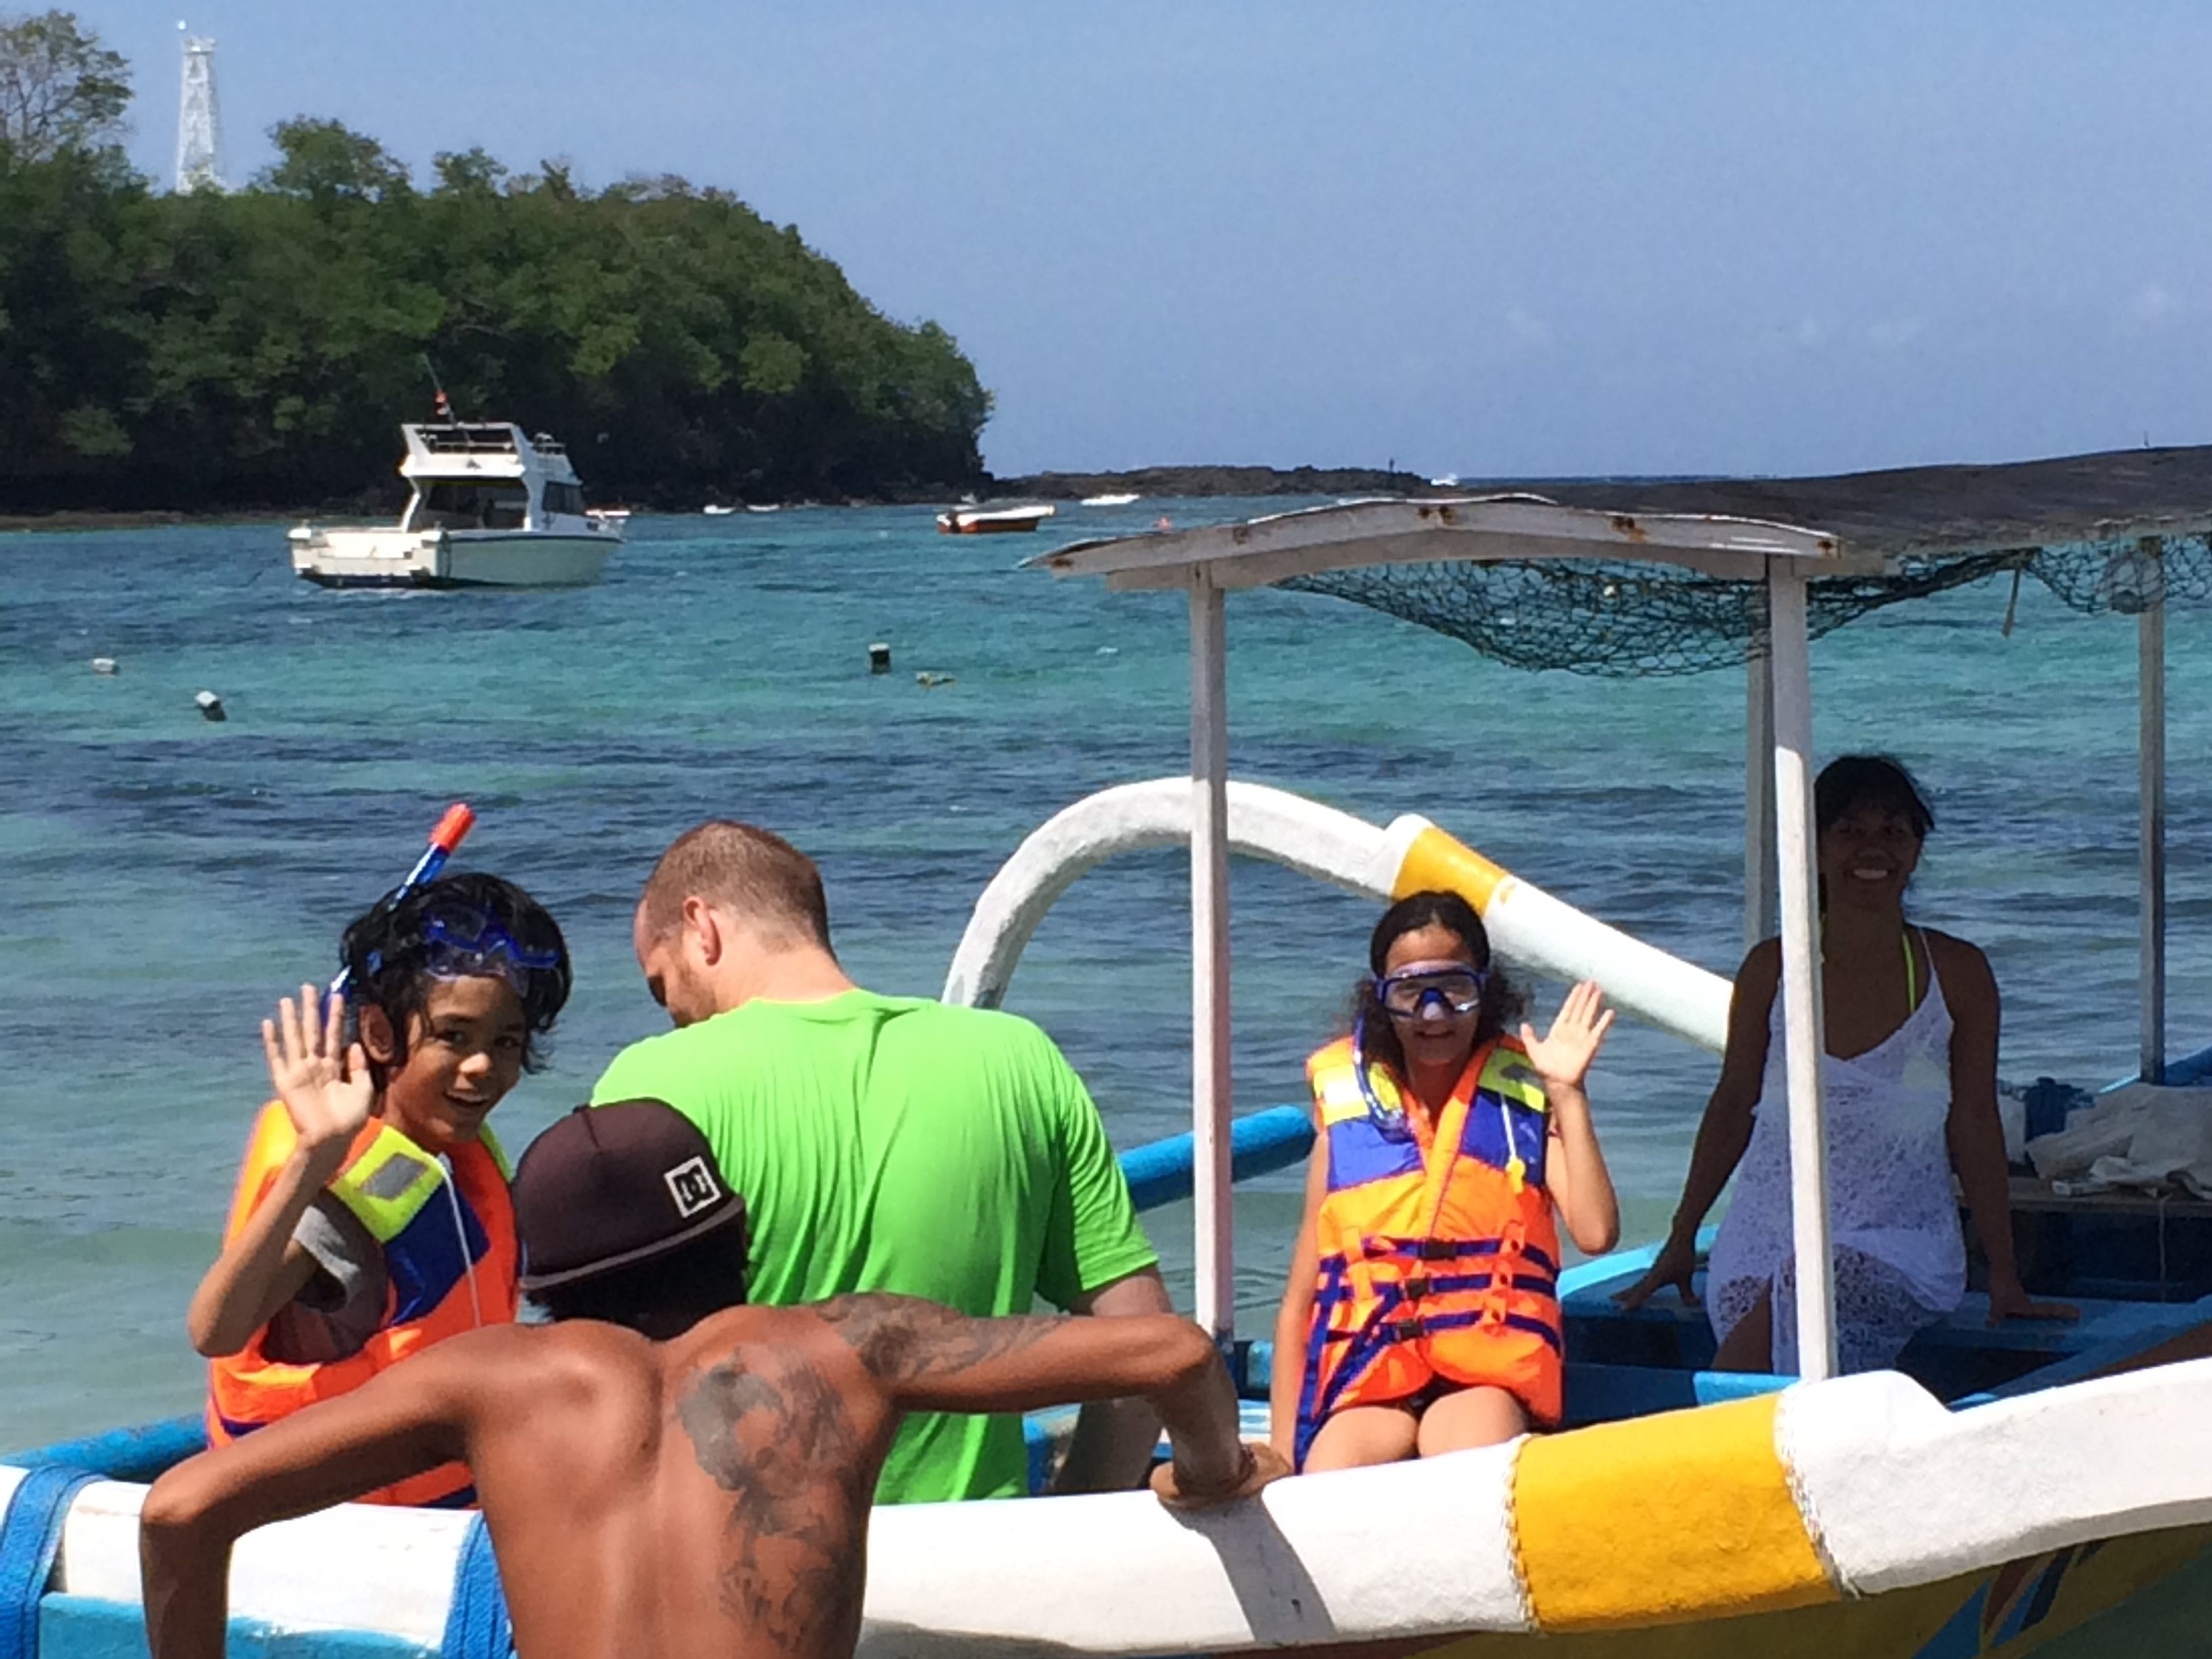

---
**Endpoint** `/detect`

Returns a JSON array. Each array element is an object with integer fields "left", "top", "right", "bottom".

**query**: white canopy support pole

[
  {"left": 1745, "top": 646, "right": 1778, "bottom": 950},
  {"left": 1189, "top": 575, "right": 1235, "bottom": 1341},
  {"left": 2139, "top": 542, "right": 2167, "bottom": 1086},
  {"left": 1767, "top": 563, "right": 1836, "bottom": 1382}
]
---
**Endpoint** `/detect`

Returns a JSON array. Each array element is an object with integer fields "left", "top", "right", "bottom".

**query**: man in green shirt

[{"left": 590, "top": 819, "right": 1171, "bottom": 1505}]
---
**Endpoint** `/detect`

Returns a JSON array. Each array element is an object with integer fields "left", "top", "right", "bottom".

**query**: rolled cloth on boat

[{"left": 2025, "top": 1084, "right": 2212, "bottom": 1195}]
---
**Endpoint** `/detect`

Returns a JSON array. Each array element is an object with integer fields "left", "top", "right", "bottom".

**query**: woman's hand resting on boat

[
  {"left": 1985, "top": 1272, "right": 2078, "bottom": 1326},
  {"left": 262, "top": 983, "right": 374, "bottom": 1155},
  {"left": 1519, "top": 980, "right": 1616, "bottom": 1092},
  {"left": 1612, "top": 1231, "right": 1703, "bottom": 1309}
]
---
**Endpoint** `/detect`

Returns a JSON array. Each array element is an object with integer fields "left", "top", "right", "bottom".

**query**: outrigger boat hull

[
  {"left": 7, "top": 783, "right": 2211, "bottom": 1657},
  {"left": 11, "top": 1357, "right": 2212, "bottom": 1656}
]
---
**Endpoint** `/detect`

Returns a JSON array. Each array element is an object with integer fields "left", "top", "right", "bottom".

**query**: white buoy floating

[
  {"left": 869, "top": 642, "right": 892, "bottom": 674},
  {"left": 91, "top": 657, "right": 118, "bottom": 676},
  {"left": 194, "top": 690, "right": 226, "bottom": 722}
]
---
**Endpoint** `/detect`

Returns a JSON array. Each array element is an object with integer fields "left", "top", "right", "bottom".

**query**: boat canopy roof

[
  {"left": 400, "top": 423, "right": 582, "bottom": 487},
  {"left": 1035, "top": 445, "right": 2212, "bottom": 677}
]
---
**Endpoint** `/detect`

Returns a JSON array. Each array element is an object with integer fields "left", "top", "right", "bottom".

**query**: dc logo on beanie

[{"left": 664, "top": 1156, "right": 722, "bottom": 1219}]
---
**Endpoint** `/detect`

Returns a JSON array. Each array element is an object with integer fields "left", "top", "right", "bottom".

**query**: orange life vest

[
  {"left": 205, "top": 1101, "right": 518, "bottom": 1506},
  {"left": 1296, "top": 1033, "right": 1563, "bottom": 1467}
]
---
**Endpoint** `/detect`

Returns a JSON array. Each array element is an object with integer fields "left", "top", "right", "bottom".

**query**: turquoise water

[{"left": 2, "top": 503, "right": 2207, "bottom": 1450}]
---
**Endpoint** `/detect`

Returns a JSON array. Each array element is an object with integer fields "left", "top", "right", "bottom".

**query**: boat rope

[
  {"left": 439, "top": 1513, "right": 512, "bottom": 1659},
  {"left": 0, "top": 1466, "right": 97, "bottom": 1659}
]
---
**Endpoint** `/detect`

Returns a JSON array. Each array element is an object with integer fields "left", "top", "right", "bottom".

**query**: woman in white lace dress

[{"left": 1618, "top": 756, "right": 2073, "bottom": 1373}]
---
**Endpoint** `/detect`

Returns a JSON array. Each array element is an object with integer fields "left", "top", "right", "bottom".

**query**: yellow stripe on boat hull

[
  {"left": 1403, "top": 1523, "right": 2212, "bottom": 1659},
  {"left": 1510, "top": 1393, "right": 1837, "bottom": 1631}
]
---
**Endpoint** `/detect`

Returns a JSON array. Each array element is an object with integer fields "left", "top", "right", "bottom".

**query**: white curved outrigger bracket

[{"left": 941, "top": 777, "right": 1732, "bottom": 1054}]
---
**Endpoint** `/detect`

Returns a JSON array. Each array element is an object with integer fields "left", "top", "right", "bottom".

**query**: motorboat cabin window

[
  {"left": 543, "top": 481, "right": 587, "bottom": 517},
  {"left": 413, "top": 480, "right": 529, "bottom": 531}
]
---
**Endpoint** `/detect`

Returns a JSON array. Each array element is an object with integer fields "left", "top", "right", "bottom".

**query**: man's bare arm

[
  {"left": 1053, "top": 1265, "right": 1172, "bottom": 1494},
  {"left": 140, "top": 1335, "right": 489, "bottom": 1659},
  {"left": 813, "top": 1294, "right": 1273, "bottom": 1504}
]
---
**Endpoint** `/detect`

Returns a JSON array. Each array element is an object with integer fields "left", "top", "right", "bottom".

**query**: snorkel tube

[{"left": 328, "top": 802, "right": 476, "bottom": 996}]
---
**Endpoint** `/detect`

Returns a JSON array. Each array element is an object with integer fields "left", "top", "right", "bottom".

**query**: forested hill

[{"left": 0, "top": 121, "right": 991, "bottom": 512}]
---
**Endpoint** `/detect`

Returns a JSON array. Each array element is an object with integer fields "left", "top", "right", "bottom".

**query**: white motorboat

[
  {"left": 288, "top": 423, "right": 621, "bottom": 589},
  {"left": 1080, "top": 491, "right": 1141, "bottom": 506},
  {"left": 937, "top": 504, "right": 1056, "bottom": 534}
]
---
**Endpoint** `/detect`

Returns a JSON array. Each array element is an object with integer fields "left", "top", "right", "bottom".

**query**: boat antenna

[{"left": 421, "top": 353, "right": 458, "bottom": 424}]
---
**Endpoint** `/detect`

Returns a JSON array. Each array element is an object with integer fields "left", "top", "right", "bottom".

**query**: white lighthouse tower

[{"left": 174, "top": 24, "right": 224, "bottom": 192}]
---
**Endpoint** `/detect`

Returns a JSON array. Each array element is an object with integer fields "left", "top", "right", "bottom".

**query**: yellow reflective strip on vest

[
  {"left": 1313, "top": 1076, "right": 1368, "bottom": 1126},
  {"left": 1509, "top": 1393, "right": 1837, "bottom": 1631},
  {"left": 328, "top": 1128, "right": 445, "bottom": 1243},
  {"left": 1310, "top": 1051, "right": 1398, "bottom": 1127},
  {"left": 478, "top": 1125, "right": 512, "bottom": 1181},
  {"left": 1481, "top": 1048, "right": 1550, "bottom": 1115}
]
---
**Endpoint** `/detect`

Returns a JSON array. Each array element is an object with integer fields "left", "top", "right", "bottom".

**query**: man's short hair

[{"left": 639, "top": 820, "right": 832, "bottom": 950}]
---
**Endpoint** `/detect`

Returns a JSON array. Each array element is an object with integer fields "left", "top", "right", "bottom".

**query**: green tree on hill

[
  {"left": 0, "top": 17, "right": 989, "bottom": 512},
  {"left": 0, "top": 8, "right": 129, "bottom": 162}
]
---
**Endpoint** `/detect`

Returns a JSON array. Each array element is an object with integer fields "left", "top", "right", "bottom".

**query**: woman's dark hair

[
  {"left": 529, "top": 1225, "right": 749, "bottom": 1336},
  {"left": 1816, "top": 754, "right": 1934, "bottom": 840},
  {"left": 339, "top": 871, "right": 572, "bottom": 1078},
  {"left": 1349, "top": 889, "right": 1524, "bottom": 1075}
]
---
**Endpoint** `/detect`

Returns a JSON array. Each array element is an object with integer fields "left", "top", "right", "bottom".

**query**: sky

[{"left": 79, "top": 1, "right": 2212, "bottom": 478}]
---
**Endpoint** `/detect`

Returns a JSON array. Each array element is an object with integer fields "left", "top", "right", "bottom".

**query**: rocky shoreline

[
  {"left": 0, "top": 465, "right": 1465, "bottom": 529},
  {"left": 984, "top": 464, "right": 1446, "bottom": 500}
]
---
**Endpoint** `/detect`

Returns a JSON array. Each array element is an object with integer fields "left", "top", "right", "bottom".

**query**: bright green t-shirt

[{"left": 588, "top": 990, "right": 1158, "bottom": 1504}]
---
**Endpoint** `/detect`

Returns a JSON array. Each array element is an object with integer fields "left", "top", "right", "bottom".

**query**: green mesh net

[{"left": 1284, "top": 537, "right": 2212, "bottom": 678}]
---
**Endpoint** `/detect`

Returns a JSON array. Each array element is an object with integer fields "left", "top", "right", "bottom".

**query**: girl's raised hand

[
  {"left": 262, "top": 983, "right": 374, "bottom": 1153},
  {"left": 1520, "top": 980, "right": 1615, "bottom": 1091}
]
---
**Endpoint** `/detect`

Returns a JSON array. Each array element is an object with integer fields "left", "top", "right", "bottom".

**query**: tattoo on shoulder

[
  {"left": 814, "top": 1294, "right": 1066, "bottom": 1383},
  {"left": 675, "top": 1345, "right": 869, "bottom": 1655}
]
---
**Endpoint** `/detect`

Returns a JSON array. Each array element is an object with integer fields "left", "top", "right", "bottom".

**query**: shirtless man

[{"left": 142, "top": 1101, "right": 1283, "bottom": 1659}]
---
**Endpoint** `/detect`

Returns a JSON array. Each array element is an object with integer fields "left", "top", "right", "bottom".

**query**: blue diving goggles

[
  {"left": 424, "top": 905, "right": 563, "bottom": 977},
  {"left": 1374, "top": 963, "right": 1488, "bottom": 1019},
  {"left": 366, "top": 903, "right": 564, "bottom": 985}
]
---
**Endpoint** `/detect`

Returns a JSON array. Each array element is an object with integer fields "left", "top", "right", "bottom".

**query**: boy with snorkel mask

[{"left": 186, "top": 870, "right": 570, "bottom": 1505}]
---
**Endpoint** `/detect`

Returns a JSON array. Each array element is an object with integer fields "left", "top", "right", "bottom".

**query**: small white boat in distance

[
  {"left": 1080, "top": 491, "right": 1140, "bottom": 507},
  {"left": 289, "top": 424, "right": 620, "bottom": 588},
  {"left": 937, "top": 504, "right": 1056, "bottom": 535}
]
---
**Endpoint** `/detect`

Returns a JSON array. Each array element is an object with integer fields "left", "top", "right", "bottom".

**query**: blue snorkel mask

[
  {"left": 1351, "top": 963, "right": 1490, "bottom": 1136},
  {"left": 367, "top": 902, "right": 565, "bottom": 993},
  {"left": 1375, "top": 964, "right": 1488, "bottom": 1019}
]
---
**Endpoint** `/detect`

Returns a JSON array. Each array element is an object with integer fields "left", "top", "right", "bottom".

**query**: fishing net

[{"left": 1282, "top": 531, "right": 2212, "bottom": 680}]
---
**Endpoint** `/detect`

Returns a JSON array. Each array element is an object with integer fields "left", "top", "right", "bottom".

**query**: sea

[{"left": 1, "top": 501, "right": 2207, "bottom": 1456}]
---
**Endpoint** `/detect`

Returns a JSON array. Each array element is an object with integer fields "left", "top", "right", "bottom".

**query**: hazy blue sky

[{"left": 83, "top": 1, "right": 2212, "bottom": 478}]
